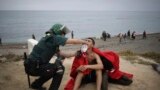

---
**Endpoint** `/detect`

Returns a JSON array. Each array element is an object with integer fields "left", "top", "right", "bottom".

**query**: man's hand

[{"left": 77, "top": 65, "right": 89, "bottom": 72}]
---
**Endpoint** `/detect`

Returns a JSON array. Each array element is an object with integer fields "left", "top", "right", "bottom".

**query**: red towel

[{"left": 64, "top": 48, "right": 133, "bottom": 90}]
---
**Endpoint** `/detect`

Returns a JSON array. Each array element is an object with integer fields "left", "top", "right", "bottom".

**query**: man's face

[{"left": 85, "top": 39, "right": 94, "bottom": 48}]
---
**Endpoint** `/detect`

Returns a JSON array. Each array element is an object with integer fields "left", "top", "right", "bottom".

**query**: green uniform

[
  {"left": 29, "top": 34, "right": 67, "bottom": 64},
  {"left": 24, "top": 23, "right": 70, "bottom": 90},
  {"left": 25, "top": 34, "right": 68, "bottom": 90}
]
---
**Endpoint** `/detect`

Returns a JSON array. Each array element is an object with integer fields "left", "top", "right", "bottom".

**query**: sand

[{"left": 0, "top": 33, "right": 160, "bottom": 90}]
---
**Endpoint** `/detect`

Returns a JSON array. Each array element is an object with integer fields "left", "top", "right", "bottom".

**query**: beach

[{"left": 0, "top": 33, "right": 160, "bottom": 90}]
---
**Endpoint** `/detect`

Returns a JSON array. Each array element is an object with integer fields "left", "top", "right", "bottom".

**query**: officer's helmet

[{"left": 48, "top": 24, "right": 70, "bottom": 35}]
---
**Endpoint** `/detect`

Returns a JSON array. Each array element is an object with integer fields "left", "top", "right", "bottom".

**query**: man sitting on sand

[
  {"left": 72, "top": 38, "right": 103, "bottom": 90},
  {"left": 65, "top": 38, "right": 133, "bottom": 90}
]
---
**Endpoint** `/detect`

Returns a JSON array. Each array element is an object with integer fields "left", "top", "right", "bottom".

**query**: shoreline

[
  {"left": 0, "top": 32, "right": 160, "bottom": 55},
  {"left": 1, "top": 32, "right": 160, "bottom": 45}
]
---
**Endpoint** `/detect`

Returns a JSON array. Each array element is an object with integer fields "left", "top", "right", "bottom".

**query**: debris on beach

[{"left": 0, "top": 53, "right": 22, "bottom": 63}]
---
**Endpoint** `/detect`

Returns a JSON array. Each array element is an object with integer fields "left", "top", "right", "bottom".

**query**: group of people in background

[
  {"left": 127, "top": 30, "right": 138, "bottom": 40},
  {"left": 69, "top": 30, "right": 147, "bottom": 42},
  {"left": 101, "top": 30, "right": 147, "bottom": 43},
  {"left": 119, "top": 30, "right": 147, "bottom": 43},
  {"left": 101, "top": 31, "right": 111, "bottom": 41},
  {"left": 126, "top": 30, "right": 147, "bottom": 40},
  {"left": 116, "top": 30, "right": 147, "bottom": 43}
]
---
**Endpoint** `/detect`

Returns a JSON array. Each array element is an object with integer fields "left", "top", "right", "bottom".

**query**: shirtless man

[{"left": 73, "top": 38, "right": 103, "bottom": 90}]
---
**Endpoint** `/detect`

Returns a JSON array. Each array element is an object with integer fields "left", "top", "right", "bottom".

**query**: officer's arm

[
  {"left": 59, "top": 51, "right": 77, "bottom": 58},
  {"left": 65, "top": 39, "right": 88, "bottom": 45}
]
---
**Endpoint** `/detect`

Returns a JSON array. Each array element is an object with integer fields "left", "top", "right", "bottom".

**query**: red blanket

[{"left": 65, "top": 48, "right": 133, "bottom": 90}]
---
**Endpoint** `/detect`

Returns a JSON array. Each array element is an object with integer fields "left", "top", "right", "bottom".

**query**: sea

[{"left": 0, "top": 11, "right": 160, "bottom": 43}]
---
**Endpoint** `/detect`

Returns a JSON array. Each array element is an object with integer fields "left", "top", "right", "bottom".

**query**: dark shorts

[
  {"left": 81, "top": 70, "right": 109, "bottom": 90},
  {"left": 81, "top": 70, "right": 96, "bottom": 84}
]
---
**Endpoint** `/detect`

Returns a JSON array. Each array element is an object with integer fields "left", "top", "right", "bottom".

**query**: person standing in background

[
  {"left": 0, "top": 37, "right": 2, "bottom": 45},
  {"left": 118, "top": 33, "right": 123, "bottom": 43},
  {"left": 131, "top": 31, "right": 136, "bottom": 40},
  {"left": 32, "top": 34, "right": 36, "bottom": 40},
  {"left": 127, "top": 30, "right": 130, "bottom": 38},
  {"left": 102, "top": 31, "right": 107, "bottom": 41},
  {"left": 143, "top": 30, "right": 147, "bottom": 39},
  {"left": 71, "top": 31, "right": 74, "bottom": 39}
]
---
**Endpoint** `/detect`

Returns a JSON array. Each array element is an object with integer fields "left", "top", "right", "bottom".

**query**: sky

[{"left": 0, "top": 0, "right": 160, "bottom": 11}]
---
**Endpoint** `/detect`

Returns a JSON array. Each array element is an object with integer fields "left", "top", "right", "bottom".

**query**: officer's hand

[
  {"left": 75, "top": 50, "right": 82, "bottom": 58},
  {"left": 82, "top": 40, "right": 89, "bottom": 45}
]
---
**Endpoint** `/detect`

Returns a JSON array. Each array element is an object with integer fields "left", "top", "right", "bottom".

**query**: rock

[{"left": 0, "top": 57, "right": 7, "bottom": 63}]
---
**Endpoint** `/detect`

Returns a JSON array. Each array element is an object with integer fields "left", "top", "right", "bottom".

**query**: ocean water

[{"left": 0, "top": 11, "right": 160, "bottom": 43}]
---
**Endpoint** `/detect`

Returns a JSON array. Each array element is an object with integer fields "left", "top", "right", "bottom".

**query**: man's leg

[
  {"left": 96, "top": 70, "right": 102, "bottom": 90},
  {"left": 73, "top": 72, "right": 84, "bottom": 90},
  {"left": 31, "top": 63, "right": 58, "bottom": 89},
  {"left": 101, "top": 71, "right": 108, "bottom": 90},
  {"left": 82, "top": 70, "right": 108, "bottom": 90},
  {"left": 31, "top": 75, "right": 52, "bottom": 90}
]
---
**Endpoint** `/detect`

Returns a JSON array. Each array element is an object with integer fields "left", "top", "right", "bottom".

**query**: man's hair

[{"left": 87, "top": 37, "right": 95, "bottom": 45}]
